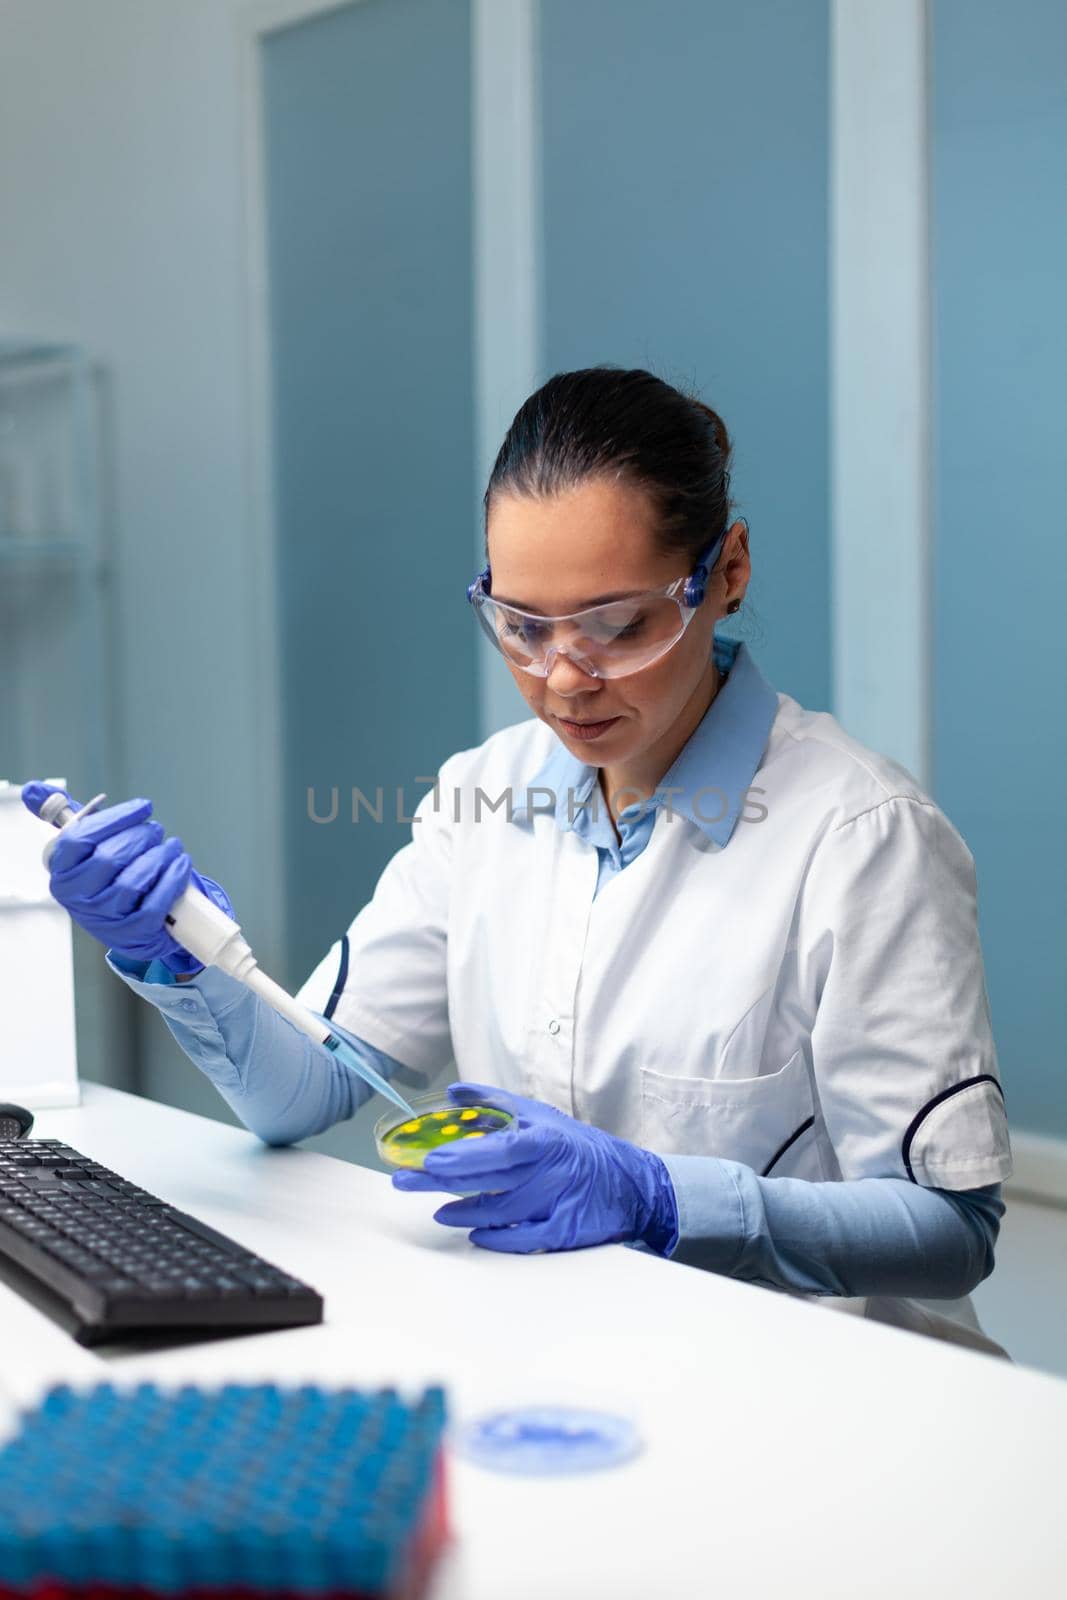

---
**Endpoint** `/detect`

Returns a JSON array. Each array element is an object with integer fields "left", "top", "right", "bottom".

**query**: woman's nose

[{"left": 544, "top": 646, "right": 600, "bottom": 692}]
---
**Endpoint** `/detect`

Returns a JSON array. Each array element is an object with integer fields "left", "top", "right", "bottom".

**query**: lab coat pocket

[{"left": 640, "top": 1050, "right": 817, "bottom": 1174}]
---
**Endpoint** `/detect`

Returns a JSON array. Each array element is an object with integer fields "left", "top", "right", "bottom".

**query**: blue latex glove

[
  {"left": 21, "top": 782, "right": 234, "bottom": 977},
  {"left": 392, "top": 1081, "right": 679, "bottom": 1255}
]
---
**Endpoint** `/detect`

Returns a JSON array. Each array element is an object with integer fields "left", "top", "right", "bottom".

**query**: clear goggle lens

[{"left": 473, "top": 593, "right": 693, "bottom": 678}]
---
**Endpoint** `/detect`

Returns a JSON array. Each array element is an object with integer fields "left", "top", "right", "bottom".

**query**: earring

[{"left": 727, "top": 599, "right": 741, "bottom": 615}]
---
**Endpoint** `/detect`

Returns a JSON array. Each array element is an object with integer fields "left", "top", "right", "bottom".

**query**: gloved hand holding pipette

[
  {"left": 22, "top": 784, "right": 234, "bottom": 976},
  {"left": 21, "top": 783, "right": 416, "bottom": 1122}
]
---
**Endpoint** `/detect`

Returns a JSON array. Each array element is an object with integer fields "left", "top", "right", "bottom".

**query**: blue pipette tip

[{"left": 325, "top": 1034, "right": 417, "bottom": 1119}]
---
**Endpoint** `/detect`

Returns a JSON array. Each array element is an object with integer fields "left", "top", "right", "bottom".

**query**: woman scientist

[{"left": 25, "top": 367, "right": 1012, "bottom": 1351}]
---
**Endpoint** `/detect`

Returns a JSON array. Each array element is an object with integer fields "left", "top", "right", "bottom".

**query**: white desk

[{"left": 3, "top": 1084, "right": 1065, "bottom": 1598}]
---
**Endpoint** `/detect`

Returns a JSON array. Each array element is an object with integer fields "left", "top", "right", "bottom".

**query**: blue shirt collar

[{"left": 511, "top": 636, "right": 779, "bottom": 849}]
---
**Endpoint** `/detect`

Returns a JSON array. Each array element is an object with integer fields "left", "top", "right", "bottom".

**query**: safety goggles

[{"left": 466, "top": 528, "right": 728, "bottom": 679}]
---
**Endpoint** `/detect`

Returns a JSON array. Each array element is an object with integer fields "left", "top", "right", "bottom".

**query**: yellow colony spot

[
  {"left": 432, "top": 1111, "right": 448, "bottom": 1120},
  {"left": 441, "top": 1124, "right": 460, "bottom": 1136},
  {"left": 459, "top": 1108, "right": 478, "bottom": 1121},
  {"left": 463, "top": 1130, "right": 487, "bottom": 1139},
  {"left": 399, "top": 1120, "right": 421, "bottom": 1135}
]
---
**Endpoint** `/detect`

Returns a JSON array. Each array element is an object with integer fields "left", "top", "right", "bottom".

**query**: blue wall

[
  {"left": 263, "top": 0, "right": 478, "bottom": 988},
  {"left": 259, "top": 0, "right": 1061, "bottom": 1141},
  {"left": 931, "top": 0, "right": 1067, "bottom": 1135},
  {"left": 538, "top": 0, "right": 831, "bottom": 711}
]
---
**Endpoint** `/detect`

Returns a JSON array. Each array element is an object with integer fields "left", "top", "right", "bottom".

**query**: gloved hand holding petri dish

[
  {"left": 389, "top": 1082, "right": 680, "bottom": 1255},
  {"left": 375, "top": 1092, "right": 514, "bottom": 1171}
]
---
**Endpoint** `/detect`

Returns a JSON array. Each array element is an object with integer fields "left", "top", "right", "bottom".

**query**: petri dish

[{"left": 375, "top": 1092, "right": 514, "bottom": 1171}]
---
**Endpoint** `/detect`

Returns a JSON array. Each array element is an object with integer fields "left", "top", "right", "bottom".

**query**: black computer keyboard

[{"left": 0, "top": 1139, "right": 323, "bottom": 1345}]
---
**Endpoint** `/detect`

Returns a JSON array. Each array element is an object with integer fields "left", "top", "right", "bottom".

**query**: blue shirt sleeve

[
  {"left": 105, "top": 954, "right": 1001, "bottom": 1297},
  {"left": 106, "top": 951, "right": 409, "bottom": 1146},
  {"left": 659, "top": 1152, "right": 1002, "bottom": 1299}
]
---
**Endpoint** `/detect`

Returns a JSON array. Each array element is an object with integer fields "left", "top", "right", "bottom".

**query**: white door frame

[
  {"left": 231, "top": 0, "right": 369, "bottom": 972},
  {"left": 830, "top": 0, "right": 931, "bottom": 787},
  {"left": 232, "top": 0, "right": 539, "bottom": 956},
  {"left": 472, "top": 0, "right": 542, "bottom": 738}
]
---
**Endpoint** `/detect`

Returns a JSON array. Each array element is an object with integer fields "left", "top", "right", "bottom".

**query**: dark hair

[{"left": 483, "top": 366, "right": 734, "bottom": 572}]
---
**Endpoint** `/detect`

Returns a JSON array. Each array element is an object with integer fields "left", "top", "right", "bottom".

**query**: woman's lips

[{"left": 557, "top": 715, "right": 621, "bottom": 741}]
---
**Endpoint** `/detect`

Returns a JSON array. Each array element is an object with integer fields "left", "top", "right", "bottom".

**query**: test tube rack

[{"left": 0, "top": 1381, "right": 449, "bottom": 1600}]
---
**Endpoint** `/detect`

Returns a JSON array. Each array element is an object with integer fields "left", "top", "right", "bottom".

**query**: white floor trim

[{"left": 1006, "top": 1129, "right": 1067, "bottom": 1209}]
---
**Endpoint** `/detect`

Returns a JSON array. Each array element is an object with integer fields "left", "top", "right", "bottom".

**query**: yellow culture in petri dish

[{"left": 375, "top": 1092, "right": 514, "bottom": 1170}]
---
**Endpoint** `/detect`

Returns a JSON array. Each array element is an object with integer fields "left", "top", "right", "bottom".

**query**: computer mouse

[{"left": 0, "top": 1104, "right": 34, "bottom": 1141}]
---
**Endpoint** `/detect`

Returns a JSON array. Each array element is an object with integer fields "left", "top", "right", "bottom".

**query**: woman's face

[{"left": 486, "top": 476, "right": 745, "bottom": 773}]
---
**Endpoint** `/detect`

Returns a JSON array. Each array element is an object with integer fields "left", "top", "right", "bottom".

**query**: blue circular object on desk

[{"left": 454, "top": 1406, "right": 642, "bottom": 1475}]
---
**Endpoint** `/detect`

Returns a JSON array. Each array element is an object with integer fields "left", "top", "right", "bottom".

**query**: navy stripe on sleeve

[
  {"left": 322, "top": 934, "right": 350, "bottom": 1022},
  {"left": 761, "top": 1115, "right": 816, "bottom": 1178},
  {"left": 901, "top": 1074, "right": 1005, "bottom": 1184}
]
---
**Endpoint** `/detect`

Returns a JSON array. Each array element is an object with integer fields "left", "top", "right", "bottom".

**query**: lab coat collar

[{"left": 512, "top": 636, "right": 779, "bottom": 849}]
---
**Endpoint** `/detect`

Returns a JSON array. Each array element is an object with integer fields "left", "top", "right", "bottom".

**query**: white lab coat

[{"left": 299, "top": 690, "right": 1012, "bottom": 1352}]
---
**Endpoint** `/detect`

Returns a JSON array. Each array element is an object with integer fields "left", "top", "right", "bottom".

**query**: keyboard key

[{"left": 210, "top": 1277, "right": 247, "bottom": 1297}]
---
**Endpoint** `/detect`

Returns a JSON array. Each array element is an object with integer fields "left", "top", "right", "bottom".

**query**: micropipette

[{"left": 32, "top": 790, "right": 417, "bottom": 1119}]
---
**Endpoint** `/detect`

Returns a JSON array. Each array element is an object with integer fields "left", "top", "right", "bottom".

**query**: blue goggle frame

[{"left": 466, "top": 526, "right": 731, "bottom": 611}]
